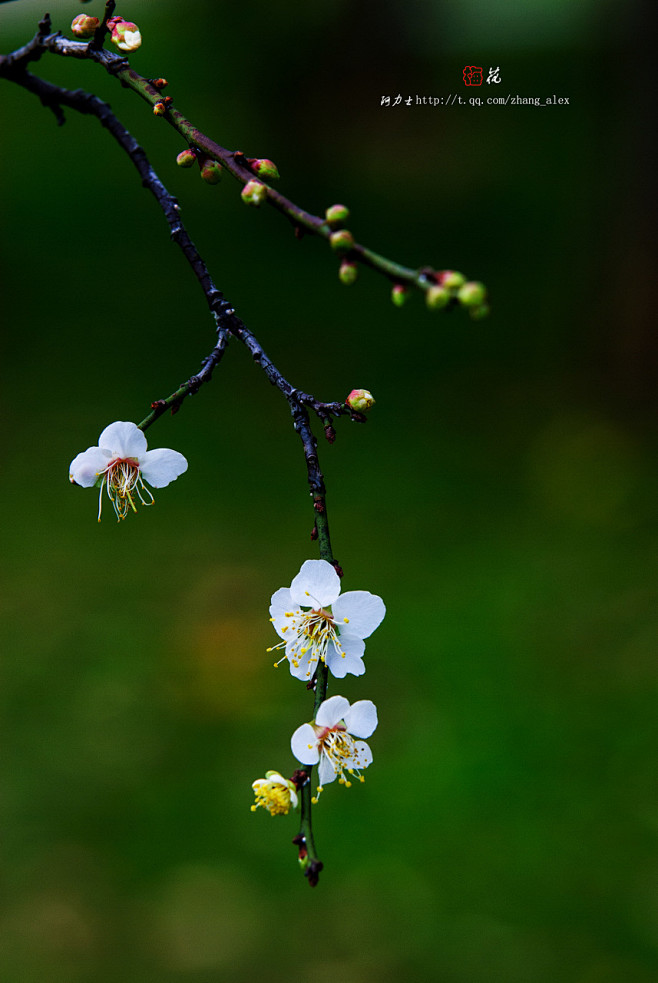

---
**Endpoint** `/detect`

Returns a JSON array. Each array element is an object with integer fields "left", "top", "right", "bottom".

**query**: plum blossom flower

[
  {"left": 251, "top": 771, "right": 299, "bottom": 816},
  {"left": 291, "top": 695, "right": 377, "bottom": 800},
  {"left": 69, "top": 421, "right": 187, "bottom": 521},
  {"left": 268, "top": 559, "right": 385, "bottom": 680}
]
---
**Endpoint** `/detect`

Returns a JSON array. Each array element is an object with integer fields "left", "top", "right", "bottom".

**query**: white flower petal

[
  {"left": 291, "top": 723, "right": 320, "bottom": 765},
  {"left": 69, "top": 447, "right": 110, "bottom": 486},
  {"left": 269, "top": 588, "right": 296, "bottom": 639},
  {"left": 289, "top": 559, "right": 341, "bottom": 607},
  {"left": 318, "top": 754, "right": 338, "bottom": 785},
  {"left": 139, "top": 447, "right": 188, "bottom": 488},
  {"left": 315, "top": 695, "right": 350, "bottom": 728},
  {"left": 343, "top": 700, "right": 378, "bottom": 739},
  {"left": 98, "top": 421, "right": 147, "bottom": 459},
  {"left": 325, "top": 643, "right": 365, "bottom": 679},
  {"left": 349, "top": 740, "right": 373, "bottom": 770},
  {"left": 332, "top": 591, "right": 386, "bottom": 640}
]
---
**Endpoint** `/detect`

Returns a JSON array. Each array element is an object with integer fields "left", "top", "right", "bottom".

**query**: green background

[{"left": 2, "top": 1, "right": 656, "bottom": 980}]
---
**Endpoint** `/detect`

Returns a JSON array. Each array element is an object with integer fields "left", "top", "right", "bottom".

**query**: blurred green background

[{"left": 2, "top": 0, "right": 657, "bottom": 980}]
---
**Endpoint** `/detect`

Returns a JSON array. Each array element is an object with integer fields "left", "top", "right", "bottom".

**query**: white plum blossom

[
  {"left": 268, "top": 559, "right": 385, "bottom": 680},
  {"left": 251, "top": 771, "right": 299, "bottom": 816},
  {"left": 69, "top": 421, "right": 187, "bottom": 521},
  {"left": 291, "top": 694, "right": 377, "bottom": 799}
]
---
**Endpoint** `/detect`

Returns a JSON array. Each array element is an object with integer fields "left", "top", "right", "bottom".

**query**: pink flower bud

[
  {"left": 346, "top": 389, "right": 375, "bottom": 413},
  {"left": 110, "top": 18, "right": 142, "bottom": 52},
  {"left": 250, "top": 158, "right": 280, "bottom": 181},
  {"left": 200, "top": 159, "right": 223, "bottom": 184},
  {"left": 457, "top": 281, "right": 487, "bottom": 307},
  {"left": 71, "top": 14, "right": 99, "bottom": 38},
  {"left": 241, "top": 179, "right": 268, "bottom": 206},
  {"left": 391, "top": 284, "right": 408, "bottom": 307},
  {"left": 425, "top": 285, "right": 450, "bottom": 310}
]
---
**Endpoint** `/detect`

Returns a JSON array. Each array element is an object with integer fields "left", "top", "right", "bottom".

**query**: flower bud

[
  {"left": 425, "top": 285, "right": 450, "bottom": 310},
  {"left": 241, "top": 179, "right": 268, "bottom": 206},
  {"left": 329, "top": 229, "right": 354, "bottom": 253},
  {"left": 250, "top": 158, "right": 280, "bottom": 181},
  {"left": 439, "top": 270, "right": 467, "bottom": 290},
  {"left": 153, "top": 102, "right": 166, "bottom": 116},
  {"left": 176, "top": 149, "right": 197, "bottom": 168},
  {"left": 325, "top": 204, "right": 350, "bottom": 227},
  {"left": 346, "top": 389, "right": 375, "bottom": 413},
  {"left": 339, "top": 260, "right": 358, "bottom": 286},
  {"left": 200, "top": 159, "right": 223, "bottom": 184},
  {"left": 110, "top": 19, "right": 142, "bottom": 52},
  {"left": 391, "top": 284, "right": 408, "bottom": 307},
  {"left": 71, "top": 14, "right": 99, "bottom": 38},
  {"left": 457, "top": 281, "right": 487, "bottom": 307},
  {"left": 153, "top": 78, "right": 168, "bottom": 89}
]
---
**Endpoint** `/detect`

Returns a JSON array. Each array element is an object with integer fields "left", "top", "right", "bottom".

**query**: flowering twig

[{"left": 0, "top": 6, "right": 488, "bottom": 312}]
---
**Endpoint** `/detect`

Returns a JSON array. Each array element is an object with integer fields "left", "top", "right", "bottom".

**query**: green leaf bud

[
  {"left": 200, "top": 159, "right": 223, "bottom": 185},
  {"left": 176, "top": 149, "right": 197, "bottom": 168},
  {"left": 250, "top": 158, "right": 280, "bottom": 181}
]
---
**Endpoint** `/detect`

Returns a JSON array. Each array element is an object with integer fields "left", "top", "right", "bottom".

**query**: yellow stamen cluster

[
  {"left": 268, "top": 601, "right": 350, "bottom": 677},
  {"left": 251, "top": 771, "right": 298, "bottom": 816},
  {"left": 98, "top": 458, "right": 153, "bottom": 522},
  {"left": 311, "top": 727, "right": 368, "bottom": 803}
]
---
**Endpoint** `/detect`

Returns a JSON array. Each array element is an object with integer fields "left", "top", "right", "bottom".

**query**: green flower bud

[
  {"left": 176, "top": 149, "right": 197, "bottom": 168},
  {"left": 250, "top": 158, "right": 280, "bottom": 181},
  {"left": 440, "top": 270, "right": 467, "bottom": 290},
  {"left": 241, "top": 179, "right": 268, "bottom": 206},
  {"left": 200, "top": 159, "right": 223, "bottom": 184},
  {"left": 329, "top": 229, "right": 355, "bottom": 253},
  {"left": 457, "top": 281, "right": 487, "bottom": 307},
  {"left": 339, "top": 261, "right": 358, "bottom": 285},
  {"left": 391, "top": 284, "right": 408, "bottom": 307},
  {"left": 425, "top": 285, "right": 450, "bottom": 310},
  {"left": 325, "top": 204, "right": 350, "bottom": 227}
]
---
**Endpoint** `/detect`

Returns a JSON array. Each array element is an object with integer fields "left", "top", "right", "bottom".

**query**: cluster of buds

[
  {"left": 107, "top": 16, "right": 142, "bottom": 52},
  {"left": 424, "top": 270, "right": 489, "bottom": 319},
  {"left": 71, "top": 14, "right": 99, "bottom": 38}
]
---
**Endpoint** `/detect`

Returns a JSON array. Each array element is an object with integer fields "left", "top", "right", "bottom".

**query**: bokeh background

[{"left": 2, "top": 1, "right": 657, "bottom": 980}]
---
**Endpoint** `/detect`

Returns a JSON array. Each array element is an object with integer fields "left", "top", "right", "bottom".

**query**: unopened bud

[
  {"left": 176, "top": 149, "right": 197, "bottom": 168},
  {"left": 200, "top": 159, "right": 223, "bottom": 185},
  {"left": 329, "top": 229, "right": 354, "bottom": 253},
  {"left": 110, "top": 19, "right": 142, "bottom": 52},
  {"left": 153, "top": 102, "right": 166, "bottom": 116},
  {"left": 153, "top": 78, "right": 168, "bottom": 89},
  {"left": 425, "top": 285, "right": 450, "bottom": 310},
  {"left": 346, "top": 389, "right": 375, "bottom": 413},
  {"left": 391, "top": 284, "right": 408, "bottom": 307},
  {"left": 457, "top": 281, "right": 487, "bottom": 307},
  {"left": 241, "top": 179, "right": 268, "bottom": 206},
  {"left": 439, "top": 270, "right": 466, "bottom": 290},
  {"left": 249, "top": 158, "right": 280, "bottom": 181},
  {"left": 325, "top": 204, "right": 350, "bottom": 227},
  {"left": 339, "top": 261, "right": 358, "bottom": 286},
  {"left": 71, "top": 14, "right": 99, "bottom": 38}
]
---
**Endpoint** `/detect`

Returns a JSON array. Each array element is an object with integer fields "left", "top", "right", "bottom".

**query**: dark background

[{"left": 2, "top": 1, "right": 657, "bottom": 980}]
